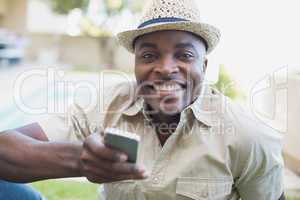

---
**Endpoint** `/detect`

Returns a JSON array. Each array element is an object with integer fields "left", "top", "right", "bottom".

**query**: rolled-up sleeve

[
  {"left": 37, "top": 82, "right": 134, "bottom": 142},
  {"left": 38, "top": 104, "right": 92, "bottom": 142}
]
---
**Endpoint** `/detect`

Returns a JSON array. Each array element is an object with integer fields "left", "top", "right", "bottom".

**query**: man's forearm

[{"left": 0, "top": 131, "right": 82, "bottom": 183}]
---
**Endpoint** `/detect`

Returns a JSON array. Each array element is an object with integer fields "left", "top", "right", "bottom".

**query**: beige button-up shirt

[{"left": 39, "top": 81, "right": 284, "bottom": 200}]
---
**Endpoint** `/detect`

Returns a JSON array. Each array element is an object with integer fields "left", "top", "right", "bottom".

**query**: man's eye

[
  {"left": 183, "top": 54, "right": 193, "bottom": 58},
  {"left": 140, "top": 53, "right": 158, "bottom": 63},
  {"left": 177, "top": 53, "right": 195, "bottom": 60},
  {"left": 142, "top": 53, "right": 155, "bottom": 59}
]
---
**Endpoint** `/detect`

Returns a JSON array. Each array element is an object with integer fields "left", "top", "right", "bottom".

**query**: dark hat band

[{"left": 138, "top": 17, "right": 189, "bottom": 29}]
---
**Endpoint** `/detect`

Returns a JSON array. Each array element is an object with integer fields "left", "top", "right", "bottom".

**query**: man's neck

[{"left": 151, "top": 112, "right": 181, "bottom": 135}]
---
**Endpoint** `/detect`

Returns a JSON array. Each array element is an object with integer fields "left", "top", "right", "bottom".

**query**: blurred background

[{"left": 0, "top": 0, "right": 300, "bottom": 199}]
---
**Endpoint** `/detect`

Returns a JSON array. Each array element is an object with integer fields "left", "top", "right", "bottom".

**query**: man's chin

[
  {"left": 159, "top": 102, "right": 184, "bottom": 115},
  {"left": 143, "top": 96, "right": 186, "bottom": 116}
]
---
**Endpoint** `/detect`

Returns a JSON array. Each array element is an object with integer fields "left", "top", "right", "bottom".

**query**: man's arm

[
  {"left": 0, "top": 123, "right": 82, "bottom": 183},
  {"left": 0, "top": 123, "right": 147, "bottom": 183}
]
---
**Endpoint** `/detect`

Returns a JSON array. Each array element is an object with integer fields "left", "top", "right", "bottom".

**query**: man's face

[{"left": 134, "top": 30, "right": 207, "bottom": 115}]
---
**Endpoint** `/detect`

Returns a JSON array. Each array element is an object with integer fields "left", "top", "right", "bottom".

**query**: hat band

[{"left": 138, "top": 17, "right": 189, "bottom": 29}]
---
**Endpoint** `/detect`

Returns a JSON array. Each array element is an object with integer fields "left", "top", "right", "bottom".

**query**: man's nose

[{"left": 153, "top": 55, "right": 179, "bottom": 76}]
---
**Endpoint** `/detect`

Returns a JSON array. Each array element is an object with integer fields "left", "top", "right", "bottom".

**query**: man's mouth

[
  {"left": 153, "top": 82, "right": 183, "bottom": 92},
  {"left": 140, "top": 80, "right": 188, "bottom": 111},
  {"left": 144, "top": 81, "right": 186, "bottom": 95}
]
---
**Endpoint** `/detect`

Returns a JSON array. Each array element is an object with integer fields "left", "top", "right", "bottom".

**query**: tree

[
  {"left": 47, "top": 0, "right": 90, "bottom": 15},
  {"left": 47, "top": 0, "right": 143, "bottom": 69},
  {"left": 47, "top": 0, "right": 142, "bottom": 16},
  {"left": 214, "top": 65, "right": 244, "bottom": 100}
]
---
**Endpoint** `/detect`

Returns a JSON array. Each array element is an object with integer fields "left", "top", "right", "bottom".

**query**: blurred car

[{"left": 0, "top": 29, "right": 26, "bottom": 67}]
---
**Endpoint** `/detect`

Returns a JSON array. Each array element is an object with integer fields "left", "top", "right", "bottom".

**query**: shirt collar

[
  {"left": 122, "top": 96, "right": 144, "bottom": 116},
  {"left": 188, "top": 86, "right": 220, "bottom": 127}
]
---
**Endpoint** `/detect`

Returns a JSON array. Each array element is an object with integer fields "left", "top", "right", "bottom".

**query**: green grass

[
  {"left": 32, "top": 180, "right": 99, "bottom": 200},
  {"left": 32, "top": 180, "right": 300, "bottom": 200}
]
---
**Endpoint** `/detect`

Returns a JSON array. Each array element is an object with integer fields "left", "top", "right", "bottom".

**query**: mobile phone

[{"left": 104, "top": 128, "right": 140, "bottom": 163}]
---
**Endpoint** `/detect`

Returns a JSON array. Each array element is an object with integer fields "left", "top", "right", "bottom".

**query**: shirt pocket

[{"left": 176, "top": 177, "right": 233, "bottom": 200}]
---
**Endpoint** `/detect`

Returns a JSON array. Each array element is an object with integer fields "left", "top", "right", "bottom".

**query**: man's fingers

[
  {"left": 85, "top": 173, "right": 108, "bottom": 184},
  {"left": 85, "top": 172, "right": 146, "bottom": 184},
  {"left": 85, "top": 155, "right": 146, "bottom": 175},
  {"left": 110, "top": 173, "right": 146, "bottom": 182},
  {"left": 106, "top": 161, "right": 146, "bottom": 175},
  {"left": 83, "top": 134, "right": 127, "bottom": 162},
  {"left": 81, "top": 133, "right": 148, "bottom": 184},
  {"left": 83, "top": 164, "right": 148, "bottom": 184}
]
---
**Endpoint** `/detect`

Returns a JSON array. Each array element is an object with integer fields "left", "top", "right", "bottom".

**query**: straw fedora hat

[{"left": 117, "top": 0, "right": 221, "bottom": 54}]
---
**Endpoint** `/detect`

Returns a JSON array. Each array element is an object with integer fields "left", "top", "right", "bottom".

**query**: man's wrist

[{"left": 34, "top": 141, "right": 84, "bottom": 178}]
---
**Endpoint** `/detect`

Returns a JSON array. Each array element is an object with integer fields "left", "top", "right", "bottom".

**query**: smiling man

[
  {"left": 133, "top": 30, "right": 207, "bottom": 138},
  {"left": 0, "top": 0, "right": 285, "bottom": 199}
]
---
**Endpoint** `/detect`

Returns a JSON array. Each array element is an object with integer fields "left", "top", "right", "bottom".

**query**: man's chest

[{"left": 103, "top": 117, "right": 237, "bottom": 200}]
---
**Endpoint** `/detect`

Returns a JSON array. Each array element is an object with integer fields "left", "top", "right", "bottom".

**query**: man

[{"left": 0, "top": 0, "right": 285, "bottom": 199}]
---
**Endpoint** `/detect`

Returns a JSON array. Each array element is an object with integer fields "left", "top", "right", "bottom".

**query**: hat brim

[{"left": 117, "top": 21, "right": 221, "bottom": 54}]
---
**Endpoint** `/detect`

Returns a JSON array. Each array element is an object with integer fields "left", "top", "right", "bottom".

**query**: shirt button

[{"left": 153, "top": 177, "right": 159, "bottom": 184}]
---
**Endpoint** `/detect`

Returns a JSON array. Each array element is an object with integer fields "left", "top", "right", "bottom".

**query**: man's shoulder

[
  {"left": 224, "top": 96, "right": 283, "bottom": 147},
  {"left": 220, "top": 93, "right": 283, "bottom": 170},
  {"left": 205, "top": 87, "right": 283, "bottom": 153},
  {"left": 103, "top": 80, "right": 137, "bottom": 97},
  {"left": 101, "top": 80, "right": 138, "bottom": 112},
  {"left": 196, "top": 86, "right": 282, "bottom": 146},
  {"left": 214, "top": 91, "right": 284, "bottom": 179}
]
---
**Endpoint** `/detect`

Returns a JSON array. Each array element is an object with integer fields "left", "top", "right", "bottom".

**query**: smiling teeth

[{"left": 154, "top": 83, "right": 181, "bottom": 91}]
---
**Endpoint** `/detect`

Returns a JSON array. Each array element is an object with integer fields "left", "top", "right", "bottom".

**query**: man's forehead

[
  {"left": 136, "top": 30, "right": 195, "bottom": 42},
  {"left": 134, "top": 30, "right": 207, "bottom": 51}
]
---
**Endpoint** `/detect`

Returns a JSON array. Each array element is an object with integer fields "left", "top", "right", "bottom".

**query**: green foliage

[
  {"left": 214, "top": 65, "right": 242, "bottom": 100},
  {"left": 32, "top": 179, "right": 299, "bottom": 200},
  {"left": 32, "top": 180, "right": 98, "bottom": 200},
  {"left": 104, "top": 0, "right": 126, "bottom": 15},
  {"left": 48, "top": 0, "right": 89, "bottom": 15},
  {"left": 47, "top": 0, "right": 142, "bottom": 15},
  {"left": 46, "top": 0, "right": 143, "bottom": 38}
]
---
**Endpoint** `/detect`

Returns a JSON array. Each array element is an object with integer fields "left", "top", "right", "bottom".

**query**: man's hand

[{"left": 80, "top": 132, "right": 148, "bottom": 184}]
